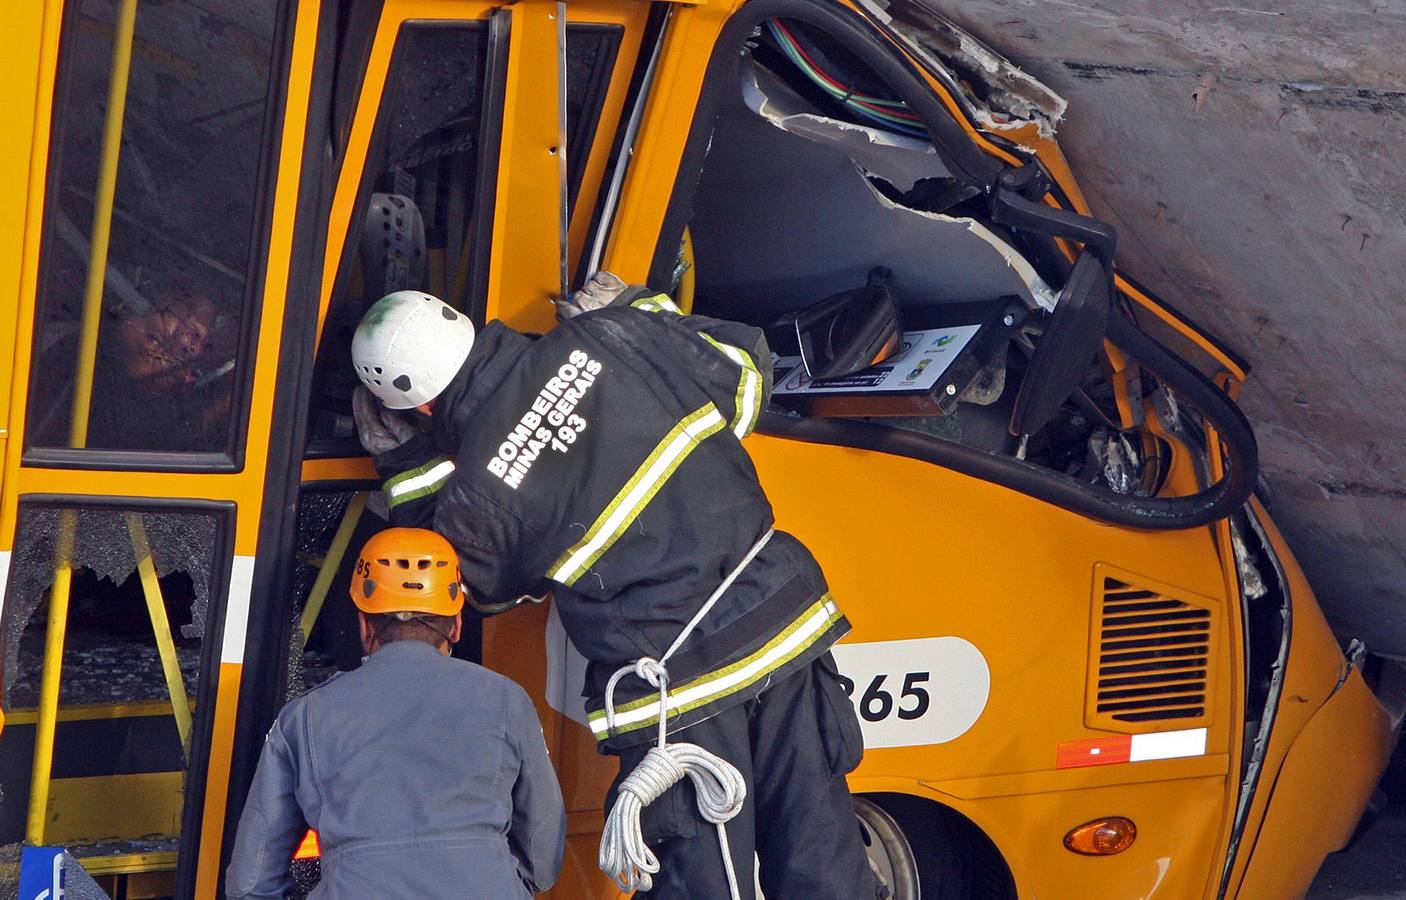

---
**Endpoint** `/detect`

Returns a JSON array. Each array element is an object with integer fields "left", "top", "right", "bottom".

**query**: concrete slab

[
  {"left": 926, "top": 0, "right": 1406, "bottom": 655},
  {"left": 1309, "top": 745, "right": 1406, "bottom": 897},
  {"left": 1308, "top": 802, "right": 1406, "bottom": 899}
]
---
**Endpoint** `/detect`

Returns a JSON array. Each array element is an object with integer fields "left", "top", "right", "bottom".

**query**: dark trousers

[{"left": 609, "top": 653, "right": 877, "bottom": 899}]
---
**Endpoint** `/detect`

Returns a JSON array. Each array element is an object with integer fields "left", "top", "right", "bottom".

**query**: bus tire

[{"left": 855, "top": 794, "right": 974, "bottom": 899}]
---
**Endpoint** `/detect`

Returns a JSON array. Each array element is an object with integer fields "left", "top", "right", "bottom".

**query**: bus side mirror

[
  {"left": 791, "top": 271, "right": 904, "bottom": 380},
  {"left": 1009, "top": 251, "right": 1112, "bottom": 438}
]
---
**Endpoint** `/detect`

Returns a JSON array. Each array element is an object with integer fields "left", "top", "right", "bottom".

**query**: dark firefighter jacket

[
  {"left": 378, "top": 289, "right": 850, "bottom": 752},
  {"left": 225, "top": 641, "right": 565, "bottom": 899}
]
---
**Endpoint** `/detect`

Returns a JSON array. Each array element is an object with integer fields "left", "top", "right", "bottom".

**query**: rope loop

[
  {"left": 597, "top": 529, "right": 772, "bottom": 899},
  {"left": 634, "top": 656, "right": 668, "bottom": 688},
  {"left": 599, "top": 742, "right": 747, "bottom": 895}
]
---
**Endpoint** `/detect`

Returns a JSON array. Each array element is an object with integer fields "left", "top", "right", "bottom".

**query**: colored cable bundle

[{"left": 766, "top": 20, "right": 929, "bottom": 138}]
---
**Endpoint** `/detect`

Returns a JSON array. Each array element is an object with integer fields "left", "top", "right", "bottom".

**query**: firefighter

[
  {"left": 349, "top": 275, "right": 876, "bottom": 899},
  {"left": 225, "top": 527, "right": 565, "bottom": 900}
]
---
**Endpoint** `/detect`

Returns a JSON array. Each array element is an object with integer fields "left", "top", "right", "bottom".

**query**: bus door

[
  {"left": 218, "top": 2, "right": 650, "bottom": 896},
  {"left": 0, "top": 0, "right": 329, "bottom": 894}
]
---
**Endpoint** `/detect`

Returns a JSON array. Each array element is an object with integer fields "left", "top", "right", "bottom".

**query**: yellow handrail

[
  {"left": 26, "top": 512, "right": 78, "bottom": 841},
  {"left": 128, "top": 513, "right": 194, "bottom": 756},
  {"left": 27, "top": 0, "right": 141, "bottom": 844},
  {"left": 70, "top": 0, "right": 140, "bottom": 448},
  {"left": 298, "top": 491, "right": 370, "bottom": 650}
]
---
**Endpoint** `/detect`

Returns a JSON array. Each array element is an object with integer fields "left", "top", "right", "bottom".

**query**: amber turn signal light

[{"left": 1063, "top": 817, "right": 1137, "bottom": 855}]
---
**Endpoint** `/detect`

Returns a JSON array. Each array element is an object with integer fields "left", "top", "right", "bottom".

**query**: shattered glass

[
  {"left": 2, "top": 506, "right": 218, "bottom": 710},
  {"left": 62, "top": 852, "right": 114, "bottom": 900},
  {"left": 285, "top": 492, "right": 357, "bottom": 702},
  {"left": 0, "top": 839, "right": 182, "bottom": 898}
]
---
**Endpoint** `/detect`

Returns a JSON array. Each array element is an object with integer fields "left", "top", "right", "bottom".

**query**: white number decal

[{"left": 832, "top": 637, "right": 990, "bottom": 749}]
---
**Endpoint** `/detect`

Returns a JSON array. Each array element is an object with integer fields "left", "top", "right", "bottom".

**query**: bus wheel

[{"left": 855, "top": 794, "right": 974, "bottom": 898}]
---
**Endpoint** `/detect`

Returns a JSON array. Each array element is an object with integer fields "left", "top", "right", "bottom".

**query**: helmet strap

[{"left": 369, "top": 612, "right": 456, "bottom": 652}]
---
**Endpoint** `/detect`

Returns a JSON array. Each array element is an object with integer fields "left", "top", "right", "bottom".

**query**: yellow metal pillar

[
  {"left": 69, "top": 0, "right": 140, "bottom": 447},
  {"left": 298, "top": 492, "right": 370, "bottom": 650},
  {"left": 25, "top": 512, "right": 78, "bottom": 842},
  {"left": 128, "top": 513, "right": 194, "bottom": 755},
  {"left": 677, "top": 226, "right": 695, "bottom": 315},
  {"left": 27, "top": 0, "right": 141, "bottom": 843}
]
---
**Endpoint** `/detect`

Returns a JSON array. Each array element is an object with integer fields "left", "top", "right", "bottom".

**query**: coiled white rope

[
  {"left": 597, "top": 530, "right": 774, "bottom": 898},
  {"left": 597, "top": 685, "right": 747, "bottom": 894}
]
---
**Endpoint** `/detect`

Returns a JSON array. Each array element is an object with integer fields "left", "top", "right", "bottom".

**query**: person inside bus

[
  {"left": 225, "top": 527, "right": 565, "bottom": 899},
  {"left": 349, "top": 275, "right": 876, "bottom": 899},
  {"left": 31, "top": 291, "right": 238, "bottom": 452}
]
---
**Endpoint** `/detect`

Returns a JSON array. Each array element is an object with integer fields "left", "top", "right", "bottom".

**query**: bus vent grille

[{"left": 1094, "top": 577, "right": 1211, "bottom": 724}]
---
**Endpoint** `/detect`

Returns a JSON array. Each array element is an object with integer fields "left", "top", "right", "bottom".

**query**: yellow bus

[{"left": 0, "top": 0, "right": 1401, "bottom": 897}]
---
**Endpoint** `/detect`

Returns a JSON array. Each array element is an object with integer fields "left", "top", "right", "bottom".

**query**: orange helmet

[{"left": 349, "top": 528, "right": 465, "bottom": 618}]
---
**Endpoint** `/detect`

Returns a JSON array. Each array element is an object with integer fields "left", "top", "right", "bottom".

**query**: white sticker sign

[
  {"left": 772, "top": 326, "right": 982, "bottom": 396},
  {"left": 831, "top": 637, "right": 990, "bottom": 749}
]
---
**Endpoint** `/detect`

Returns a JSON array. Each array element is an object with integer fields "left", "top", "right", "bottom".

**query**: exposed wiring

[{"left": 766, "top": 20, "right": 929, "bottom": 138}]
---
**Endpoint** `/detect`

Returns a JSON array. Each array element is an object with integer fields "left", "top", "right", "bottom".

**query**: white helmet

[{"left": 351, "top": 291, "right": 475, "bottom": 409}]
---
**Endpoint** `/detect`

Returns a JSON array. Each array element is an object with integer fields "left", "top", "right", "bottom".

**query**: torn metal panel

[
  {"left": 691, "top": 59, "right": 1056, "bottom": 317},
  {"left": 855, "top": 0, "right": 1067, "bottom": 139},
  {"left": 741, "top": 56, "right": 948, "bottom": 191},
  {"left": 864, "top": 176, "right": 1059, "bottom": 310}
]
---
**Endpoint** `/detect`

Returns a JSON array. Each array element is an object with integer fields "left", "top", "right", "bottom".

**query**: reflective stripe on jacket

[
  {"left": 225, "top": 642, "right": 565, "bottom": 899},
  {"left": 378, "top": 288, "right": 850, "bottom": 752}
]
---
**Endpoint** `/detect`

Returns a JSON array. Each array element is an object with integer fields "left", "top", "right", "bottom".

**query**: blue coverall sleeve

[
  {"left": 505, "top": 684, "right": 566, "bottom": 893},
  {"left": 225, "top": 720, "right": 307, "bottom": 900}
]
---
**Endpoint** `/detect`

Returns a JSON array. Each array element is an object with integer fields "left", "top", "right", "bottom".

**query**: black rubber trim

[
  {"left": 330, "top": 0, "right": 386, "bottom": 164},
  {"left": 1117, "top": 269, "right": 1252, "bottom": 377},
  {"left": 16, "top": 493, "right": 239, "bottom": 515},
  {"left": 216, "top": 1, "right": 342, "bottom": 892},
  {"left": 760, "top": 306, "right": 1258, "bottom": 529},
  {"left": 175, "top": 497, "right": 239, "bottom": 898},
  {"left": 1215, "top": 506, "right": 1291, "bottom": 899},
  {"left": 647, "top": 0, "right": 1003, "bottom": 288},
  {"left": 20, "top": 448, "right": 238, "bottom": 473},
  {"left": 564, "top": 24, "right": 624, "bottom": 216},
  {"left": 297, "top": 476, "right": 381, "bottom": 492},
  {"left": 468, "top": 11, "right": 511, "bottom": 325}
]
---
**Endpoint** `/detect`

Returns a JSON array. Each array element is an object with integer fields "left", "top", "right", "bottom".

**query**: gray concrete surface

[
  {"left": 1310, "top": 806, "right": 1406, "bottom": 899},
  {"left": 1308, "top": 746, "right": 1406, "bottom": 898},
  {"left": 927, "top": 0, "right": 1406, "bottom": 656}
]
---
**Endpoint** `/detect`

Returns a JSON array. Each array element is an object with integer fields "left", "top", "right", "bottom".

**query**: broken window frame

[{"left": 1, "top": 493, "right": 236, "bottom": 883}]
